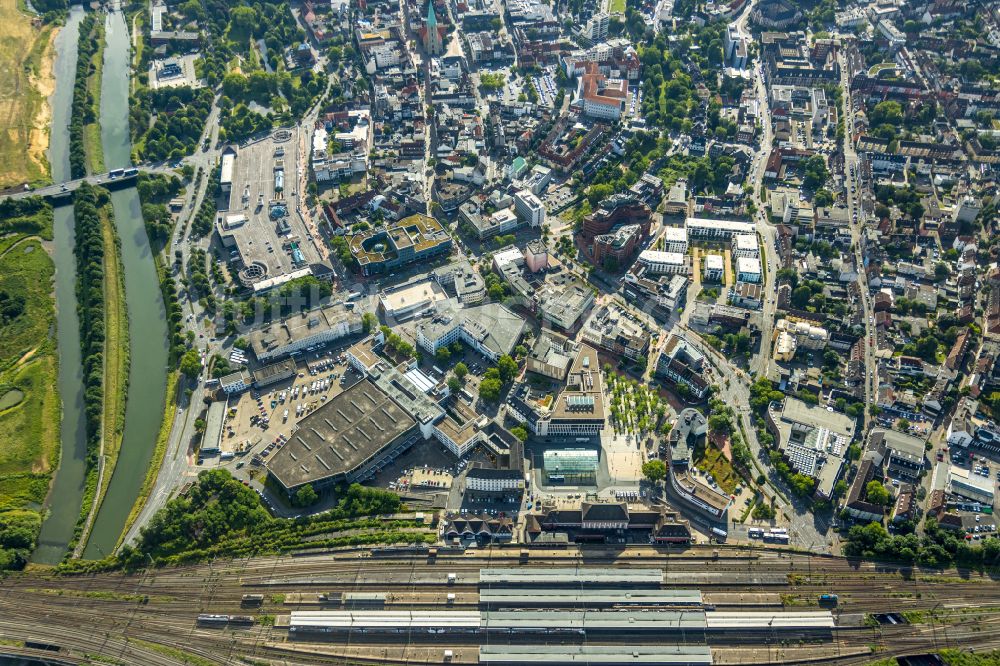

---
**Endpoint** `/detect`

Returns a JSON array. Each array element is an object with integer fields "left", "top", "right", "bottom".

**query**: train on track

[{"left": 197, "top": 614, "right": 255, "bottom": 627}]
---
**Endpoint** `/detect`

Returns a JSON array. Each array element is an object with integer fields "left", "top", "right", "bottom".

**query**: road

[
  {"left": 838, "top": 47, "right": 877, "bottom": 433},
  {"left": 737, "top": 0, "right": 780, "bottom": 383},
  {"left": 1, "top": 165, "right": 178, "bottom": 202},
  {"left": 120, "top": 98, "right": 225, "bottom": 549}
]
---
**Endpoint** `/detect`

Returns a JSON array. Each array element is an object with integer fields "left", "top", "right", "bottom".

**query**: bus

[
  {"left": 547, "top": 475, "right": 565, "bottom": 484},
  {"left": 748, "top": 528, "right": 764, "bottom": 539},
  {"left": 123, "top": 167, "right": 139, "bottom": 177},
  {"left": 711, "top": 527, "right": 728, "bottom": 541},
  {"left": 108, "top": 168, "right": 124, "bottom": 179}
]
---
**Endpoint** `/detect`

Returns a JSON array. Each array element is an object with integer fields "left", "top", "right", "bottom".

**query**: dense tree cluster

[
  {"left": 844, "top": 519, "right": 1000, "bottom": 569},
  {"left": 478, "top": 354, "right": 519, "bottom": 402},
  {"left": 0, "top": 290, "right": 26, "bottom": 324},
  {"left": 110, "top": 470, "right": 415, "bottom": 567},
  {"left": 73, "top": 183, "right": 110, "bottom": 472},
  {"left": 31, "top": 0, "right": 69, "bottom": 19},
  {"left": 136, "top": 173, "right": 183, "bottom": 249},
  {"left": 69, "top": 15, "right": 102, "bottom": 179},
  {"left": 0, "top": 511, "right": 42, "bottom": 571},
  {"left": 189, "top": 194, "right": 217, "bottom": 238},
  {"left": 133, "top": 87, "right": 213, "bottom": 162},
  {"left": 801, "top": 155, "right": 830, "bottom": 190},
  {"left": 0, "top": 198, "right": 52, "bottom": 238},
  {"left": 183, "top": 0, "right": 326, "bottom": 141},
  {"left": 161, "top": 269, "right": 186, "bottom": 366},
  {"left": 875, "top": 185, "right": 925, "bottom": 221}
]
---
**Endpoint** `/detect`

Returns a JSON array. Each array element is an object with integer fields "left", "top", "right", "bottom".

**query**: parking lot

[
  {"left": 210, "top": 349, "right": 358, "bottom": 465},
  {"left": 220, "top": 130, "right": 325, "bottom": 286}
]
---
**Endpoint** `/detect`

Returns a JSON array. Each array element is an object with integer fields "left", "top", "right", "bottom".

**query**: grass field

[
  {"left": 99, "top": 205, "right": 127, "bottom": 480},
  {"left": 0, "top": 0, "right": 56, "bottom": 189},
  {"left": 0, "top": 231, "right": 59, "bottom": 515},
  {"left": 609, "top": 0, "right": 626, "bottom": 12}
]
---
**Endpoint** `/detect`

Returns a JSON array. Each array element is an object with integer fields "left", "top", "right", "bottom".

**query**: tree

[
  {"left": 233, "top": 337, "right": 249, "bottom": 350},
  {"left": 497, "top": 355, "right": 519, "bottom": 383},
  {"left": 752, "top": 503, "right": 776, "bottom": 520},
  {"left": 866, "top": 480, "right": 891, "bottom": 507},
  {"left": 454, "top": 362, "right": 469, "bottom": 380},
  {"left": 194, "top": 418, "right": 207, "bottom": 435},
  {"left": 361, "top": 312, "right": 377, "bottom": 333},
  {"left": 642, "top": 459, "right": 667, "bottom": 484},
  {"left": 801, "top": 155, "right": 829, "bottom": 190},
  {"left": 479, "top": 377, "right": 503, "bottom": 402},
  {"left": 897, "top": 418, "right": 911, "bottom": 432},
  {"left": 510, "top": 425, "right": 529, "bottom": 442},
  {"left": 708, "top": 414, "right": 731, "bottom": 436},
  {"left": 180, "top": 349, "right": 202, "bottom": 379},
  {"left": 294, "top": 483, "right": 319, "bottom": 507},
  {"left": 870, "top": 100, "right": 903, "bottom": 127},
  {"left": 814, "top": 188, "right": 834, "bottom": 207},
  {"left": 791, "top": 285, "right": 812, "bottom": 308},
  {"left": 435, "top": 346, "right": 451, "bottom": 364},
  {"left": 447, "top": 376, "right": 461, "bottom": 393}
]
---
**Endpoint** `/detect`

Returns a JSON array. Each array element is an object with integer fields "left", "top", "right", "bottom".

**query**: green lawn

[
  {"left": 609, "top": 0, "right": 625, "bottom": 12},
  {"left": 0, "top": 204, "right": 60, "bottom": 566},
  {"left": 693, "top": 439, "right": 740, "bottom": 495}
]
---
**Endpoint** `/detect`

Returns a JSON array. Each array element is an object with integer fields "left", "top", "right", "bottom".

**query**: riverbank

[
  {"left": 83, "top": 20, "right": 106, "bottom": 174},
  {"left": 69, "top": 13, "right": 101, "bottom": 180},
  {"left": 0, "top": 199, "right": 61, "bottom": 569},
  {"left": 31, "top": 6, "right": 87, "bottom": 566},
  {"left": 71, "top": 198, "right": 128, "bottom": 558},
  {"left": 82, "top": 7, "right": 171, "bottom": 558},
  {"left": 65, "top": 183, "right": 110, "bottom": 558},
  {"left": 0, "top": 0, "right": 57, "bottom": 189},
  {"left": 92, "top": 204, "right": 129, "bottom": 512},
  {"left": 117, "top": 369, "right": 178, "bottom": 548}
]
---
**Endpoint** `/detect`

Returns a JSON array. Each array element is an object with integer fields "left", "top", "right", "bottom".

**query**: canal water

[
  {"left": 82, "top": 8, "right": 170, "bottom": 559},
  {"left": 33, "top": 5, "right": 87, "bottom": 565}
]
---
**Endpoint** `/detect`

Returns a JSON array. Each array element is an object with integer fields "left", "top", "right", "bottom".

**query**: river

[
  {"left": 82, "top": 7, "right": 170, "bottom": 559},
  {"left": 32, "top": 6, "right": 87, "bottom": 565}
]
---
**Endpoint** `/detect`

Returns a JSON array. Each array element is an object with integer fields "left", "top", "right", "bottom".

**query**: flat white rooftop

[
  {"left": 479, "top": 567, "right": 664, "bottom": 586},
  {"left": 639, "top": 250, "right": 685, "bottom": 265}
]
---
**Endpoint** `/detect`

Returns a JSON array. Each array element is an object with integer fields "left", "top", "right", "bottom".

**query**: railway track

[{"left": 4, "top": 551, "right": 999, "bottom": 665}]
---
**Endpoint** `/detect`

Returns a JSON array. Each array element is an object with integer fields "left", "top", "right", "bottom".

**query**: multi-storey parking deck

[
  {"left": 478, "top": 567, "right": 665, "bottom": 587},
  {"left": 479, "top": 588, "right": 703, "bottom": 609},
  {"left": 478, "top": 645, "right": 714, "bottom": 665}
]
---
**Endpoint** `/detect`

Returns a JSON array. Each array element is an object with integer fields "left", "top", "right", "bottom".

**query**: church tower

[{"left": 423, "top": 0, "right": 444, "bottom": 55}]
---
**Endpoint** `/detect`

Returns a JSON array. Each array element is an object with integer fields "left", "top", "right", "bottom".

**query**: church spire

[{"left": 426, "top": 0, "right": 437, "bottom": 28}]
